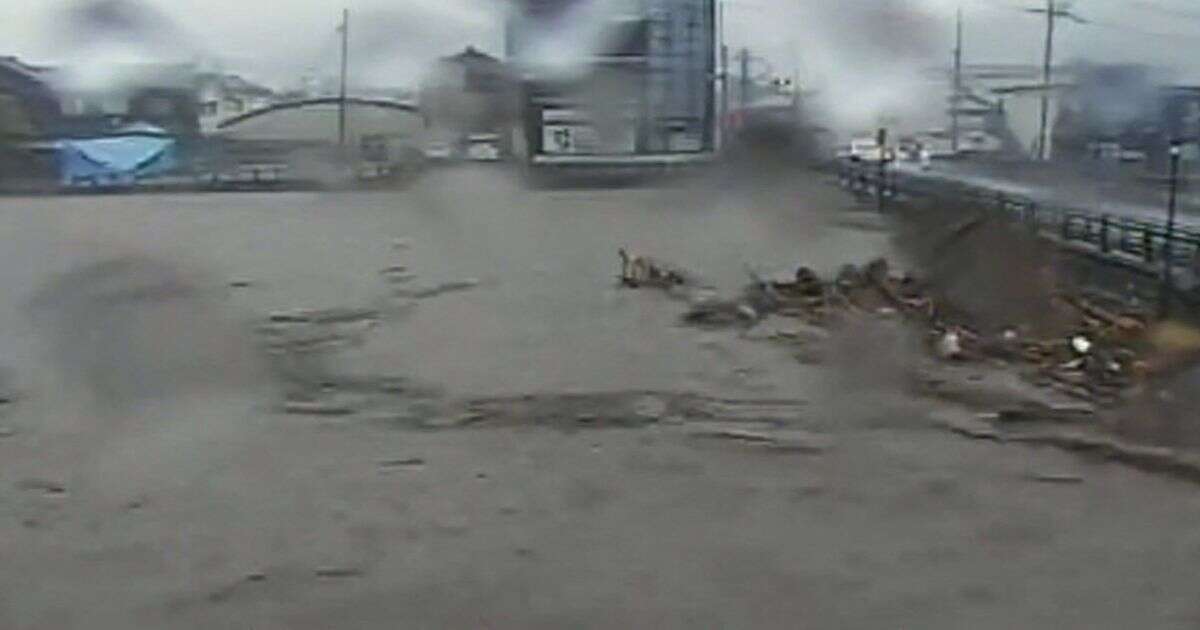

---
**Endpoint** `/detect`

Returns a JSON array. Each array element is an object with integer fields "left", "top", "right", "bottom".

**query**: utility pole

[
  {"left": 877, "top": 127, "right": 889, "bottom": 214},
  {"left": 338, "top": 8, "right": 350, "bottom": 147},
  {"left": 720, "top": 44, "right": 729, "bottom": 145},
  {"left": 1161, "top": 140, "right": 1183, "bottom": 317},
  {"left": 739, "top": 48, "right": 750, "bottom": 110},
  {"left": 719, "top": 0, "right": 729, "bottom": 148},
  {"left": 1026, "top": 0, "right": 1085, "bottom": 161},
  {"left": 1037, "top": 0, "right": 1054, "bottom": 161},
  {"left": 951, "top": 6, "right": 963, "bottom": 154}
]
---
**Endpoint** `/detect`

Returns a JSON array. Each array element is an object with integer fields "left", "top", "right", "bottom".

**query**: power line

[
  {"left": 975, "top": 0, "right": 1200, "bottom": 36},
  {"left": 1092, "top": 0, "right": 1200, "bottom": 24},
  {"left": 952, "top": 6, "right": 964, "bottom": 153},
  {"left": 1083, "top": 17, "right": 1200, "bottom": 42}
]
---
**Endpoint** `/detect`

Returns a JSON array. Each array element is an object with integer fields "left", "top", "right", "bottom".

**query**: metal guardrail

[{"left": 836, "top": 160, "right": 1200, "bottom": 277}]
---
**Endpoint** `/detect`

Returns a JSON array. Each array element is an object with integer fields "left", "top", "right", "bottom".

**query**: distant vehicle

[
  {"left": 424, "top": 141, "right": 455, "bottom": 161},
  {"left": 1120, "top": 149, "right": 1147, "bottom": 163},
  {"left": 466, "top": 134, "right": 501, "bottom": 162},
  {"left": 846, "top": 137, "right": 884, "bottom": 162},
  {"left": 912, "top": 131, "right": 957, "bottom": 159},
  {"left": 958, "top": 130, "right": 1002, "bottom": 154},
  {"left": 1087, "top": 142, "right": 1148, "bottom": 163}
]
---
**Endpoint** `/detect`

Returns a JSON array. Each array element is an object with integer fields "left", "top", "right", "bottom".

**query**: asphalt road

[
  {"left": 2, "top": 166, "right": 1200, "bottom": 629},
  {"left": 895, "top": 158, "right": 1200, "bottom": 228}
]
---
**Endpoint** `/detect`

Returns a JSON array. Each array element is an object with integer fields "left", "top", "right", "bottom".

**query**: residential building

[
  {"left": 197, "top": 73, "right": 276, "bottom": 134},
  {"left": 50, "top": 63, "right": 201, "bottom": 137},
  {"left": 0, "top": 56, "right": 61, "bottom": 136},
  {"left": 506, "top": 0, "right": 716, "bottom": 167}
]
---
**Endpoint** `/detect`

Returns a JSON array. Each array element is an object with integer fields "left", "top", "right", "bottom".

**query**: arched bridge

[{"left": 216, "top": 97, "right": 420, "bottom": 130}]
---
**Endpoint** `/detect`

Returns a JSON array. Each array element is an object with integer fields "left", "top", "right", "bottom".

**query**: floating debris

[
  {"left": 378, "top": 457, "right": 426, "bottom": 469},
  {"left": 1027, "top": 472, "right": 1085, "bottom": 484},
  {"left": 315, "top": 567, "right": 364, "bottom": 579},
  {"left": 269, "top": 310, "right": 313, "bottom": 324},
  {"left": 618, "top": 248, "right": 694, "bottom": 288},
  {"left": 17, "top": 478, "right": 67, "bottom": 496},
  {"left": 283, "top": 400, "right": 356, "bottom": 416},
  {"left": 687, "top": 424, "right": 833, "bottom": 453},
  {"left": 397, "top": 279, "right": 482, "bottom": 300},
  {"left": 936, "top": 330, "right": 964, "bottom": 360},
  {"left": 422, "top": 411, "right": 487, "bottom": 429}
]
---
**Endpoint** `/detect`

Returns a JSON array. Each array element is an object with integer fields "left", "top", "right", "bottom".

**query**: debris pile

[{"left": 741, "top": 256, "right": 1158, "bottom": 406}]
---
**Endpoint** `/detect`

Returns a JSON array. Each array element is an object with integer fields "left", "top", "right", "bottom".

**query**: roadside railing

[{"left": 837, "top": 160, "right": 1200, "bottom": 280}]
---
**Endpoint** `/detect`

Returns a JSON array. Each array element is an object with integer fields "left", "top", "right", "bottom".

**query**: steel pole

[
  {"left": 338, "top": 8, "right": 349, "bottom": 147},
  {"left": 1161, "top": 141, "right": 1181, "bottom": 317}
]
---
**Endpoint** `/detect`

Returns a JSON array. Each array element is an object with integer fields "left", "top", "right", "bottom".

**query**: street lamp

[
  {"left": 1160, "top": 140, "right": 1182, "bottom": 317},
  {"left": 877, "top": 127, "right": 891, "bottom": 213}
]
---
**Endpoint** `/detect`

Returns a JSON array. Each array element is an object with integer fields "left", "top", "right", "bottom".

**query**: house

[
  {"left": 196, "top": 73, "right": 276, "bottom": 134},
  {"left": 49, "top": 62, "right": 201, "bottom": 137},
  {"left": 0, "top": 56, "right": 61, "bottom": 137},
  {"left": 1, "top": 56, "right": 63, "bottom": 182}
]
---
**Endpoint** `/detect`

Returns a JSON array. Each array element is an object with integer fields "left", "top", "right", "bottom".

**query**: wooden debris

[
  {"left": 17, "top": 478, "right": 67, "bottom": 495},
  {"left": 931, "top": 413, "right": 1005, "bottom": 442},
  {"left": 1027, "top": 472, "right": 1084, "bottom": 484},
  {"left": 378, "top": 457, "right": 426, "bottom": 469},
  {"left": 687, "top": 424, "right": 833, "bottom": 453}
]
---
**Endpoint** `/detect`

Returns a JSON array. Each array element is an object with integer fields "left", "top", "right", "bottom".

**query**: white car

[
  {"left": 847, "top": 137, "right": 884, "bottom": 163},
  {"left": 466, "top": 135, "right": 501, "bottom": 162},
  {"left": 424, "top": 141, "right": 455, "bottom": 161}
]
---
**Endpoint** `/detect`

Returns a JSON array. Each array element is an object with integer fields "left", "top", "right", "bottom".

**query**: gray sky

[{"left": 3, "top": 0, "right": 1199, "bottom": 127}]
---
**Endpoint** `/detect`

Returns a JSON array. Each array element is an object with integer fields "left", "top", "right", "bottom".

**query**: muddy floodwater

[{"left": 3, "top": 167, "right": 1200, "bottom": 629}]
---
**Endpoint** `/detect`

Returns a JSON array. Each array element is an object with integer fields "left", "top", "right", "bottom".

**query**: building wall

[
  {"left": 0, "top": 60, "right": 61, "bottom": 134},
  {"left": 644, "top": 0, "right": 713, "bottom": 151},
  {"left": 508, "top": 0, "right": 715, "bottom": 156}
]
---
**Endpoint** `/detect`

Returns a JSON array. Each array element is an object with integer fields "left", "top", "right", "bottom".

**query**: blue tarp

[{"left": 56, "top": 130, "right": 178, "bottom": 187}]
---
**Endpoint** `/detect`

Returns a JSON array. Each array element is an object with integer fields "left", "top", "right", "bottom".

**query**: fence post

[
  {"left": 1143, "top": 229, "right": 1155, "bottom": 264},
  {"left": 1061, "top": 215, "right": 1071, "bottom": 241},
  {"left": 1099, "top": 216, "right": 1109, "bottom": 253}
]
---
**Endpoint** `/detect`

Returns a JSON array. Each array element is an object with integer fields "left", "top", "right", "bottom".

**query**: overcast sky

[
  {"left": 2, "top": 0, "right": 1199, "bottom": 127},
  {"left": 4, "top": 1, "right": 1199, "bottom": 84}
]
